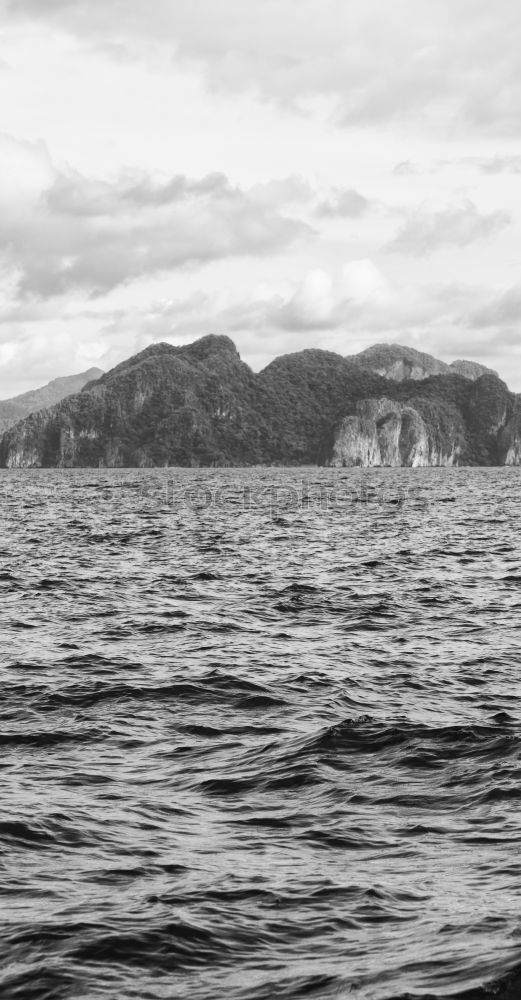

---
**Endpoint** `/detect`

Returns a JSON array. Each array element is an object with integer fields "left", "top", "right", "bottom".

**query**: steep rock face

[
  {"left": 497, "top": 397, "right": 521, "bottom": 465},
  {"left": 0, "top": 368, "right": 103, "bottom": 433},
  {"left": 328, "top": 397, "right": 461, "bottom": 467},
  {"left": 462, "top": 374, "right": 513, "bottom": 465}
]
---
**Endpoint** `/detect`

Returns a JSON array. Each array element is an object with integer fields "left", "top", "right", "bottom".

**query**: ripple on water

[{"left": 1, "top": 466, "right": 521, "bottom": 1000}]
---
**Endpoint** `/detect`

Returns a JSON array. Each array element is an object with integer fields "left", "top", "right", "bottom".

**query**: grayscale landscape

[{"left": 1, "top": 3, "right": 521, "bottom": 999}]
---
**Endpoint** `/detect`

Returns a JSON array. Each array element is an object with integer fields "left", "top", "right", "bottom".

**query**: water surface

[{"left": 1, "top": 467, "right": 521, "bottom": 999}]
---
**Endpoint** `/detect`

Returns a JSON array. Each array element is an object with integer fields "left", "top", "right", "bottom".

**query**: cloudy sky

[{"left": 1, "top": 0, "right": 521, "bottom": 396}]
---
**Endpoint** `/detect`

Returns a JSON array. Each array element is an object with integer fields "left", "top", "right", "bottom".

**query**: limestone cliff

[
  {"left": 497, "top": 397, "right": 521, "bottom": 465},
  {"left": 328, "top": 398, "right": 461, "bottom": 467},
  {"left": 354, "top": 343, "right": 497, "bottom": 383},
  {"left": 450, "top": 359, "right": 498, "bottom": 380},
  {"left": 354, "top": 344, "right": 448, "bottom": 381}
]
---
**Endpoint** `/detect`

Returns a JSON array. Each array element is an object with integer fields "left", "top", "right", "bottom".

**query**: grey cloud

[
  {"left": 388, "top": 201, "right": 510, "bottom": 255},
  {"left": 393, "top": 162, "right": 422, "bottom": 177},
  {"left": 316, "top": 188, "right": 369, "bottom": 218},
  {"left": 479, "top": 157, "right": 521, "bottom": 174},
  {"left": 2, "top": 163, "right": 312, "bottom": 298},
  {"left": 270, "top": 303, "right": 340, "bottom": 333},
  {"left": 247, "top": 177, "right": 314, "bottom": 207},
  {"left": 415, "top": 155, "right": 521, "bottom": 177},
  {"left": 45, "top": 171, "right": 232, "bottom": 216},
  {"left": 470, "top": 285, "right": 521, "bottom": 328},
  {"left": 78, "top": 276, "right": 516, "bottom": 345},
  {"left": 92, "top": 277, "right": 500, "bottom": 361}
]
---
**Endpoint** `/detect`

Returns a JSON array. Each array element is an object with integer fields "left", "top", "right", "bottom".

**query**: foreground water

[{"left": 2, "top": 467, "right": 521, "bottom": 1000}]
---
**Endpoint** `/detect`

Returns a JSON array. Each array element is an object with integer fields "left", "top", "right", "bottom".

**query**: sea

[{"left": 2, "top": 467, "right": 521, "bottom": 1000}]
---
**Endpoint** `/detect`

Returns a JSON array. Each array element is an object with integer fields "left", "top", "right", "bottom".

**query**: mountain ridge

[
  {"left": 351, "top": 343, "right": 497, "bottom": 382},
  {"left": 1, "top": 337, "right": 519, "bottom": 468}
]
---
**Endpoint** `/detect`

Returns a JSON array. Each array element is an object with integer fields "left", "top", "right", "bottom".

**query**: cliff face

[
  {"left": 353, "top": 344, "right": 448, "bottom": 381},
  {"left": 328, "top": 398, "right": 461, "bottom": 467},
  {"left": 0, "top": 368, "right": 103, "bottom": 434},
  {"left": 0, "top": 336, "right": 518, "bottom": 468},
  {"left": 498, "top": 397, "right": 521, "bottom": 465},
  {"left": 354, "top": 343, "right": 497, "bottom": 383}
]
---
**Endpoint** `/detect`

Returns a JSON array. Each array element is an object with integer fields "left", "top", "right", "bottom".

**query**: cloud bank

[
  {"left": 6, "top": 0, "right": 521, "bottom": 134},
  {"left": 0, "top": 137, "right": 311, "bottom": 298}
]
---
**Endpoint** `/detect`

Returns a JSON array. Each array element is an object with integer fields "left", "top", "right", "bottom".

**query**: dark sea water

[{"left": 2, "top": 467, "right": 521, "bottom": 1000}]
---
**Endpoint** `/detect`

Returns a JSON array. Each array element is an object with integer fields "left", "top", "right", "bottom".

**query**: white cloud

[
  {"left": 340, "top": 260, "right": 389, "bottom": 303},
  {"left": 277, "top": 269, "right": 336, "bottom": 329},
  {"left": 6, "top": 0, "right": 521, "bottom": 134},
  {"left": 266, "top": 261, "right": 390, "bottom": 332}
]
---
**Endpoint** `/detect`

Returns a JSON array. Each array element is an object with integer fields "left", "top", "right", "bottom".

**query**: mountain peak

[
  {"left": 179, "top": 334, "right": 240, "bottom": 361},
  {"left": 122, "top": 335, "right": 240, "bottom": 368},
  {"left": 449, "top": 359, "right": 498, "bottom": 380},
  {"left": 0, "top": 367, "right": 105, "bottom": 434}
]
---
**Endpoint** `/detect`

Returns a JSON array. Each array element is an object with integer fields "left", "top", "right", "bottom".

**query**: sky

[{"left": 1, "top": 0, "right": 521, "bottom": 396}]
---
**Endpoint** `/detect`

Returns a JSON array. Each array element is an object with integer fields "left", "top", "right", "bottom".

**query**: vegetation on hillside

[{"left": 0, "top": 336, "right": 519, "bottom": 467}]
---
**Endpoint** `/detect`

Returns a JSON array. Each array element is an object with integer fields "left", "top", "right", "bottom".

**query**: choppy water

[{"left": 2, "top": 467, "right": 521, "bottom": 1000}]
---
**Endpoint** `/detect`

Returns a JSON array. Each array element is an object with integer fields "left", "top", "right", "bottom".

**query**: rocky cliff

[
  {"left": 0, "top": 336, "right": 519, "bottom": 467},
  {"left": 450, "top": 358, "right": 498, "bottom": 380},
  {"left": 328, "top": 397, "right": 461, "bottom": 467},
  {"left": 0, "top": 367, "right": 103, "bottom": 434},
  {"left": 354, "top": 343, "right": 497, "bottom": 383}
]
